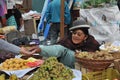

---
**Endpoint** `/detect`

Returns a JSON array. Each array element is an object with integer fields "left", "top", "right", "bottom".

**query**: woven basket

[
  {"left": 111, "top": 52, "right": 120, "bottom": 59},
  {"left": 75, "top": 55, "right": 114, "bottom": 71},
  {"left": 114, "top": 59, "right": 120, "bottom": 73}
]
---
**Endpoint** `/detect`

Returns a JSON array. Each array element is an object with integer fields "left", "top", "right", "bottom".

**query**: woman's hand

[
  {"left": 29, "top": 45, "right": 41, "bottom": 53},
  {"left": 31, "top": 14, "right": 41, "bottom": 20},
  {"left": 20, "top": 47, "right": 36, "bottom": 56},
  {"left": 20, "top": 45, "right": 41, "bottom": 56},
  {"left": 0, "top": 35, "right": 5, "bottom": 39}
]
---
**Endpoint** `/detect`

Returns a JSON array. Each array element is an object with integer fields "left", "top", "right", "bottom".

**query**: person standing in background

[
  {"left": 45, "top": 0, "right": 71, "bottom": 45},
  {"left": 6, "top": 2, "right": 23, "bottom": 31},
  {"left": 0, "top": 0, "right": 7, "bottom": 27}
]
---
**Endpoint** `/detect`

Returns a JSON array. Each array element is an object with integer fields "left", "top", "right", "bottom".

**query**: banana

[{"left": 26, "top": 57, "right": 37, "bottom": 62}]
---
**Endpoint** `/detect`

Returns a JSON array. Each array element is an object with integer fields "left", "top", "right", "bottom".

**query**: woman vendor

[{"left": 23, "top": 19, "right": 100, "bottom": 68}]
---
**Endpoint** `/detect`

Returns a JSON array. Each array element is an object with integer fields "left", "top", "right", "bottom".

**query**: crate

[
  {"left": 114, "top": 59, "right": 120, "bottom": 73},
  {"left": 24, "top": 18, "right": 37, "bottom": 37},
  {"left": 82, "top": 68, "right": 120, "bottom": 80}
]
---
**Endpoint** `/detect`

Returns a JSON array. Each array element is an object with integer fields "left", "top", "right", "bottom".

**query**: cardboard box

[{"left": 24, "top": 19, "right": 37, "bottom": 37}]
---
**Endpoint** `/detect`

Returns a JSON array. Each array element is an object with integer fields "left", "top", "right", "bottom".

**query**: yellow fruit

[{"left": 27, "top": 57, "right": 37, "bottom": 62}]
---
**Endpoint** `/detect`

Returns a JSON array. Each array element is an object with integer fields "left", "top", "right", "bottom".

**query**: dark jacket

[{"left": 57, "top": 35, "right": 100, "bottom": 52}]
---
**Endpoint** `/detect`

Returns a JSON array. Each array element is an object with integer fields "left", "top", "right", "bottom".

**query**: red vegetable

[{"left": 26, "top": 60, "right": 44, "bottom": 67}]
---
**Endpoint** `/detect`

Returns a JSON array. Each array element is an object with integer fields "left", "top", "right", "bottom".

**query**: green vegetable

[{"left": 29, "top": 57, "right": 75, "bottom": 80}]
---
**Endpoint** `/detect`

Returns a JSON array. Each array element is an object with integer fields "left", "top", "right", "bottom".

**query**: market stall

[
  {"left": 0, "top": 0, "right": 120, "bottom": 80},
  {"left": 0, "top": 56, "right": 82, "bottom": 80}
]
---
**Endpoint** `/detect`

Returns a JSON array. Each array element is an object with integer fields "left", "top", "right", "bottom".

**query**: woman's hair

[{"left": 72, "top": 28, "right": 89, "bottom": 35}]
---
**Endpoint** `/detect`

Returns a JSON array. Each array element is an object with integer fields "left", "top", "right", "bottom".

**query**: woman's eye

[{"left": 72, "top": 32, "right": 83, "bottom": 36}]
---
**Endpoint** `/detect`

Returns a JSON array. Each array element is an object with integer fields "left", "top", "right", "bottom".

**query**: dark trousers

[{"left": 47, "top": 23, "right": 69, "bottom": 44}]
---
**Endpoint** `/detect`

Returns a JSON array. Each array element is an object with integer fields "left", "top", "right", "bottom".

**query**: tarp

[{"left": 80, "top": 6, "right": 120, "bottom": 43}]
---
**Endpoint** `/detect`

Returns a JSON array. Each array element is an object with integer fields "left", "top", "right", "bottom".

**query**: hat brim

[{"left": 69, "top": 25, "right": 90, "bottom": 31}]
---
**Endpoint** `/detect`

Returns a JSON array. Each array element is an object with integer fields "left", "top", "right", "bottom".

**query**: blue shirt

[
  {"left": 39, "top": 45, "right": 75, "bottom": 68},
  {"left": 46, "top": 0, "right": 71, "bottom": 25}
]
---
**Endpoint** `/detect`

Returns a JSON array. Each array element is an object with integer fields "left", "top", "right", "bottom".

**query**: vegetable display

[
  {"left": 29, "top": 57, "right": 75, "bottom": 80},
  {"left": 0, "top": 58, "right": 29, "bottom": 71},
  {"left": 76, "top": 51, "right": 114, "bottom": 60}
]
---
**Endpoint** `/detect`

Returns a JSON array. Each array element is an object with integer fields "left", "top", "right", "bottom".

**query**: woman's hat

[{"left": 69, "top": 18, "right": 90, "bottom": 31}]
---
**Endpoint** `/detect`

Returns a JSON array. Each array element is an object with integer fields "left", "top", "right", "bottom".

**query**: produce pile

[
  {"left": 29, "top": 57, "right": 75, "bottom": 80},
  {"left": 75, "top": 51, "right": 114, "bottom": 71},
  {"left": 0, "top": 57, "right": 44, "bottom": 71},
  {"left": 100, "top": 43, "right": 120, "bottom": 53},
  {"left": 0, "top": 58, "right": 29, "bottom": 71},
  {"left": 76, "top": 51, "right": 114, "bottom": 60}
]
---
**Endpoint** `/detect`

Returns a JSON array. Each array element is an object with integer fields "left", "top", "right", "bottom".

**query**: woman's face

[{"left": 71, "top": 29, "right": 87, "bottom": 44}]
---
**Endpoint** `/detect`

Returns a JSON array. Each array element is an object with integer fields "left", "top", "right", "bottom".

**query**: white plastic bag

[{"left": 80, "top": 6, "right": 120, "bottom": 43}]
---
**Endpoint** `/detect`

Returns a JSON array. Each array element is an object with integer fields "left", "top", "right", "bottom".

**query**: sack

[
  {"left": 2, "top": 26, "right": 16, "bottom": 34},
  {"left": 6, "top": 15, "right": 17, "bottom": 29},
  {"left": 80, "top": 6, "right": 120, "bottom": 43}
]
